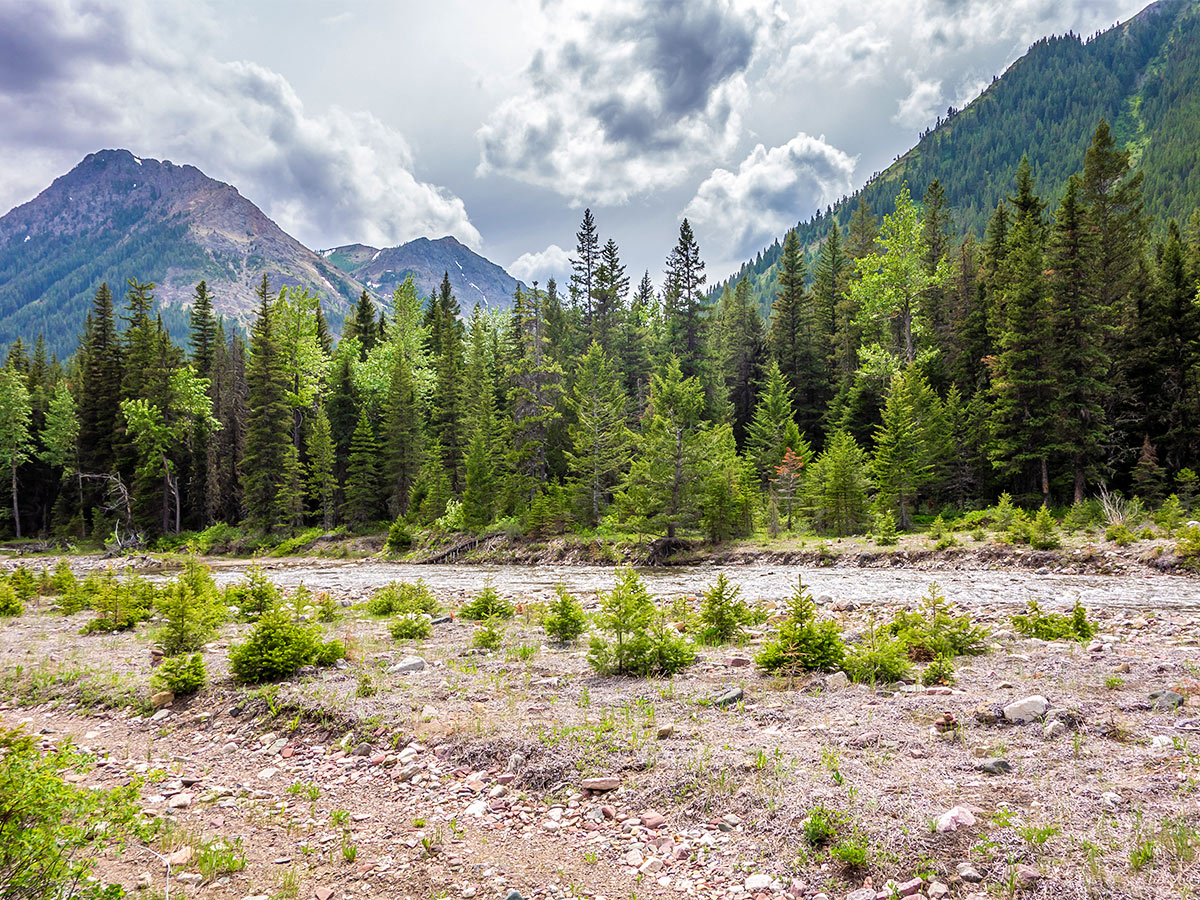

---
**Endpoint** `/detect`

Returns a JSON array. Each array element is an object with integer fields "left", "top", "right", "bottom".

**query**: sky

[{"left": 0, "top": 0, "right": 1149, "bottom": 287}]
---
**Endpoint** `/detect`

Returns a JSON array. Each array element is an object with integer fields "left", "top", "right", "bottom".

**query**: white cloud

[
  {"left": 893, "top": 73, "right": 945, "bottom": 128},
  {"left": 508, "top": 244, "right": 571, "bottom": 286},
  {"left": 476, "top": 0, "right": 781, "bottom": 205},
  {"left": 0, "top": 0, "right": 480, "bottom": 250},
  {"left": 684, "top": 132, "right": 856, "bottom": 260}
]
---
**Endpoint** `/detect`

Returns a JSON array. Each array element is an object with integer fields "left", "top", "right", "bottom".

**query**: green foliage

[
  {"left": 152, "top": 653, "right": 207, "bottom": 696},
  {"left": 843, "top": 621, "right": 912, "bottom": 684},
  {"left": 588, "top": 568, "right": 695, "bottom": 676},
  {"left": 992, "top": 492, "right": 1017, "bottom": 530},
  {"left": 1105, "top": 522, "right": 1136, "bottom": 545},
  {"left": 1176, "top": 523, "right": 1200, "bottom": 571},
  {"left": 472, "top": 617, "right": 505, "bottom": 651},
  {"left": 224, "top": 565, "right": 280, "bottom": 621},
  {"left": 1030, "top": 505, "right": 1062, "bottom": 549},
  {"left": 228, "top": 609, "right": 341, "bottom": 683},
  {"left": 385, "top": 517, "right": 413, "bottom": 552},
  {"left": 804, "top": 430, "right": 872, "bottom": 536},
  {"left": 1012, "top": 599, "right": 1097, "bottom": 641},
  {"left": 921, "top": 654, "right": 957, "bottom": 686},
  {"left": 390, "top": 614, "right": 432, "bottom": 641},
  {"left": 80, "top": 570, "right": 156, "bottom": 634},
  {"left": 831, "top": 829, "right": 871, "bottom": 870},
  {"left": 698, "top": 573, "right": 754, "bottom": 645},
  {"left": 155, "top": 559, "right": 226, "bottom": 655},
  {"left": 1063, "top": 499, "right": 1102, "bottom": 532},
  {"left": 459, "top": 581, "right": 513, "bottom": 620},
  {"left": 1155, "top": 495, "right": 1184, "bottom": 533},
  {"left": 803, "top": 803, "right": 843, "bottom": 846},
  {"left": 366, "top": 580, "right": 438, "bottom": 617},
  {"left": 542, "top": 584, "right": 587, "bottom": 643},
  {"left": 871, "top": 508, "right": 899, "bottom": 545},
  {"left": 887, "top": 583, "right": 989, "bottom": 659},
  {"left": 756, "top": 578, "right": 845, "bottom": 674},
  {"left": 0, "top": 726, "right": 139, "bottom": 900},
  {"left": 0, "top": 581, "right": 21, "bottom": 617}
]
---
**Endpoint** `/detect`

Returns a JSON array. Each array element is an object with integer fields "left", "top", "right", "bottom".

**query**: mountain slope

[
  {"left": 714, "top": 0, "right": 1200, "bottom": 310},
  {"left": 0, "top": 149, "right": 367, "bottom": 354},
  {"left": 322, "top": 236, "right": 523, "bottom": 310}
]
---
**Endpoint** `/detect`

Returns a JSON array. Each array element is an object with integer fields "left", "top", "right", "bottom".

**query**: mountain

[
  {"left": 713, "top": 0, "right": 1200, "bottom": 312},
  {"left": 321, "top": 236, "right": 523, "bottom": 310},
  {"left": 0, "top": 149, "right": 368, "bottom": 355}
]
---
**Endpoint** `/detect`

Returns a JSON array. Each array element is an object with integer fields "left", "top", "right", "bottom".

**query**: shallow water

[{"left": 209, "top": 558, "right": 1200, "bottom": 613}]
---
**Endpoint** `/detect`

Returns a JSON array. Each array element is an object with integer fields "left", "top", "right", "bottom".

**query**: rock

[
  {"left": 136, "top": 872, "right": 153, "bottom": 890},
  {"left": 895, "top": 878, "right": 923, "bottom": 897},
  {"left": 845, "top": 890, "right": 876, "bottom": 900},
  {"left": 1150, "top": 689, "right": 1185, "bottom": 710},
  {"left": 639, "top": 858, "right": 663, "bottom": 875},
  {"left": 167, "top": 792, "right": 193, "bottom": 809},
  {"left": 955, "top": 862, "right": 983, "bottom": 883},
  {"left": 972, "top": 704, "right": 1003, "bottom": 725},
  {"left": 150, "top": 691, "right": 174, "bottom": 710},
  {"left": 711, "top": 687, "right": 744, "bottom": 708},
  {"left": 726, "top": 656, "right": 753, "bottom": 667},
  {"left": 936, "top": 805, "right": 976, "bottom": 833},
  {"left": 975, "top": 758, "right": 1013, "bottom": 775},
  {"left": 832, "top": 598, "right": 857, "bottom": 611},
  {"left": 927, "top": 882, "right": 949, "bottom": 899},
  {"left": 641, "top": 809, "right": 666, "bottom": 828},
  {"left": 177, "top": 873, "right": 202, "bottom": 886},
  {"left": 503, "top": 892, "right": 524, "bottom": 900},
  {"left": 1101, "top": 791, "right": 1124, "bottom": 810},
  {"left": 624, "top": 849, "right": 644, "bottom": 867},
  {"left": 353, "top": 742, "right": 372, "bottom": 757},
  {"left": 1015, "top": 864, "right": 1040, "bottom": 888},
  {"left": 1002, "top": 695, "right": 1049, "bottom": 723},
  {"left": 1043, "top": 720, "right": 1067, "bottom": 740},
  {"left": 506, "top": 752, "right": 525, "bottom": 773},
  {"left": 315, "top": 889, "right": 334, "bottom": 900},
  {"left": 166, "top": 846, "right": 193, "bottom": 865},
  {"left": 932, "top": 712, "right": 957, "bottom": 733},
  {"left": 149, "top": 709, "right": 170, "bottom": 724},
  {"left": 581, "top": 776, "right": 620, "bottom": 792},
  {"left": 388, "top": 655, "right": 426, "bottom": 674},
  {"left": 656, "top": 724, "right": 674, "bottom": 739},
  {"left": 850, "top": 731, "right": 880, "bottom": 748},
  {"left": 745, "top": 874, "right": 772, "bottom": 891},
  {"left": 825, "top": 671, "right": 850, "bottom": 690},
  {"left": 1114, "top": 662, "right": 1131, "bottom": 673}
]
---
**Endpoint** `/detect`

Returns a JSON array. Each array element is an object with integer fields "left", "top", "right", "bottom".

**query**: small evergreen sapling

[
  {"left": 542, "top": 584, "right": 587, "bottom": 642},
  {"left": 698, "top": 573, "right": 753, "bottom": 645},
  {"left": 756, "top": 578, "right": 845, "bottom": 674},
  {"left": 460, "top": 580, "right": 514, "bottom": 620}
]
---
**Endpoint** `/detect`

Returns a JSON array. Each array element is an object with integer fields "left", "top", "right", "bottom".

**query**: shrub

[
  {"left": 803, "top": 803, "right": 842, "bottom": 846},
  {"left": 872, "top": 509, "right": 899, "bottom": 545},
  {"left": 228, "top": 609, "right": 340, "bottom": 683},
  {"left": 831, "top": 829, "right": 870, "bottom": 870},
  {"left": 992, "top": 492, "right": 1017, "bottom": 530},
  {"left": 1105, "top": 522, "right": 1136, "bottom": 545},
  {"left": 1156, "top": 495, "right": 1184, "bottom": 533},
  {"left": 1006, "top": 508, "right": 1033, "bottom": 545},
  {"left": 50, "top": 559, "right": 77, "bottom": 596},
  {"left": 316, "top": 592, "right": 339, "bottom": 623},
  {"left": 0, "top": 582, "right": 21, "bottom": 617},
  {"left": 1029, "top": 505, "right": 1061, "bottom": 550},
  {"left": 887, "top": 583, "right": 988, "bottom": 659},
  {"left": 842, "top": 621, "right": 911, "bottom": 684},
  {"left": 385, "top": 518, "right": 413, "bottom": 553},
  {"left": 588, "top": 568, "right": 694, "bottom": 676},
  {"left": 928, "top": 515, "right": 947, "bottom": 542},
  {"left": 390, "top": 614, "right": 432, "bottom": 641},
  {"left": 460, "top": 581, "right": 513, "bottom": 620},
  {"left": 920, "top": 654, "right": 956, "bottom": 686},
  {"left": 472, "top": 617, "right": 505, "bottom": 651},
  {"left": 542, "top": 584, "right": 587, "bottom": 643},
  {"left": 1011, "top": 600, "right": 1096, "bottom": 642},
  {"left": 9, "top": 566, "right": 36, "bottom": 605},
  {"left": 756, "top": 578, "right": 845, "bottom": 674},
  {"left": 0, "top": 727, "right": 139, "bottom": 900},
  {"left": 698, "top": 573, "right": 753, "bottom": 645},
  {"left": 1063, "top": 499, "right": 1102, "bottom": 532},
  {"left": 1176, "top": 468, "right": 1197, "bottom": 510},
  {"left": 435, "top": 498, "right": 464, "bottom": 532},
  {"left": 152, "top": 653, "right": 206, "bottom": 696},
  {"left": 1177, "top": 523, "right": 1200, "bottom": 571},
  {"left": 80, "top": 570, "right": 156, "bottom": 634},
  {"left": 155, "top": 559, "right": 227, "bottom": 656},
  {"left": 367, "top": 580, "right": 438, "bottom": 616},
  {"left": 224, "top": 566, "right": 280, "bottom": 621}
]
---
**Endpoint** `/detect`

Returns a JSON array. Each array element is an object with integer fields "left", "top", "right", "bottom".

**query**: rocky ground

[{"left": 2, "top": 564, "right": 1199, "bottom": 900}]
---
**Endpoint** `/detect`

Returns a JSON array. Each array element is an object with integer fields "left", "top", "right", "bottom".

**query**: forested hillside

[
  {"left": 714, "top": 0, "right": 1200, "bottom": 315},
  {"left": 0, "top": 119, "right": 1195, "bottom": 550}
]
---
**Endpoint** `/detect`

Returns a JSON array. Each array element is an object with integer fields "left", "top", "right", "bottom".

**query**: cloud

[
  {"left": 684, "top": 132, "right": 856, "bottom": 260},
  {"left": 893, "top": 73, "right": 945, "bottom": 127},
  {"left": 508, "top": 244, "right": 572, "bottom": 286},
  {"left": 476, "top": 0, "right": 778, "bottom": 205},
  {"left": 0, "top": 0, "right": 480, "bottom": 250}
]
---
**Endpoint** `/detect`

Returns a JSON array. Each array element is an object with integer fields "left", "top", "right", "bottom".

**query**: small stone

[
  {"left": 1101, "top": 791, "right": 1124, "bottom": 810},
  {"left": 624, "top": 849, "right": 644, "bottom": 867},
  {"left": 581, "top": 776, "right": 620, "bottom": 792},
  {"left": 177, "top": 873, "right": 202, "bottom": 886},
  {"left": 1150, "top": 690, "right": 1185, "bottom": 710},
  {"left": 744, "top": 874, "right": 772, "bottom": 892},
  {"left": 1002, "top": 695, "right": 1049, "bottom": 723},
  {"left": 639, "top": 858, "right": 663, "bottom": 875},
  {"left": 168, "top": 792, "right": 193, "bottom": 809},
  {"left": 972, "top": 704, "right": 1003, "bottom": 725},
  {"left": 1113, "top": 662, "right": 1130, "bottom": 673},
  {"left": 726, "top": 656, "right": 753, "bottom": 667},
  {"left": 166, "top": 847, "right": 193, "bottom": 866},
  {"left": 150, "top": 691, "right": 174, "bottom": 710},
  {"left": 353, "top": 742, "right": 372, "bottom": 757},
  {"left": 955, "top": 862, "right": 983, "bottom": 883},
  {"left": 711, "top": 687, "right": 744, "bottom": 708},
  {"left": 1043, "top": 720, "right": 1067, "bottom": 740},
  {"left": 315, "top": 888, "right": 334, "bottom": 900},
  {"left": 936, "top": 805, "right": 976, "bottom": 833},
  {"left": 503, "top": 892, "right": 524, "bottom": 900},
  {"left": 845, "top": 890, "right": 876, "bottom": 900},
  {"left": 136, "top": 872, "right": 153, "bottom": 891},
  {"left": 1015, "top": 864, "right": 1040, "bottom": 887},
  {"left": 825, "top": 671, "right": 850, "bottom": 690},
  {"left": 656, "top": 724, "right": 674, "bottom": 739},
  {"left": 975, "top": 758, "right": 1013, "bottom": 775},
  {"left": 927, "top": 882, "right": 949, "bottom": 899},
  {"left": 895, "top": 877, "right": 923, "bottom": 896},
  {"left": 388, "top": 655, "right": 426, "bottom": 674},
  {"left": 641, "top": 809, "right": 666, "bottom": 829},
  {"left": 932, "top": 712, "right": 957, "bottom": 733}
]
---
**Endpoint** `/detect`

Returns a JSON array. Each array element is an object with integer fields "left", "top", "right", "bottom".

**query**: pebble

[
  {"left": 826, "top": 671, "right": 850, "bottom": 690},
  {"left": 1150, "top": 689, "right": 1185, "bottom": 710},
  {"left": 581, "top": 776, "right": 620, "bottom": 792},
  {"left": 955, "top": 862, "right": 983, "bottom": 883},
  {"left": 388, "top": 655, "right": 427, "bottom": 674},
  {"left": 744, "top": 874, "right": 772, "bottom": 891},
  {"left": 711, "top": 687, "right": 744, "bottom": 708},
  {"left": 1002, "top": 695, "right": 1049, "bottom": 723},
  {"left": 936, "top": 806, "right": 976, "bottom": 833},
  {"left": 975, "top": 758, "right": 1012, "bottom": 775}
]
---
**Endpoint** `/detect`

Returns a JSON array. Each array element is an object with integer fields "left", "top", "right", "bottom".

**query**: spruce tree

[
  {"left": 240, "top": 277, "right": 291, "bottom": 529},
  {"left": 592, "top": 238, "right": 629, "bottom": 356},
  {"left": 343, "top": 408, "right": 381, "bottom": 527},
  {"left": 662, "top": 219, "right": 707, "bottom": 377},
  {"left": 720, "top": 278, "right": 766, "bottom": 444},
  {"left": 461, "top": 430, "right": 494, "bottom": 531},
  {"left": 306, "top": 403, "right": 337, "bottom": 528},
  {"left": 189, "top": 281, "right": 218, "bottom": 376},
  {"left": 566, "top": 342, "right": 630, "bottom": 525},
  {"left": 571, "top": 208, "right": 601, "bottom": 335},
  {"left": 805, "top": 430, "right": 871, "bottom": 536},
  {"left": 0, "top": 368, "right": 33, "bottom": 537},
  {"left": 872, "top": 369, "right": 935, "bottom": 529},
  {"left": 770, "top": 230, "right": 825, "bottom": 439},
  {"left": 745, "top": 360, "right": 807, "bottom": 485},
  {"left": 77, "top": 283, "right": 123, "bottom": 479},
  {"left": 382, "top": 350, "right": 422, "bottom": 516}
]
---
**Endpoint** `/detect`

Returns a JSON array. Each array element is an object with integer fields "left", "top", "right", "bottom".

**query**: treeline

[{"left": 0, "top": 121, "right": 1197, "bottom": 545}]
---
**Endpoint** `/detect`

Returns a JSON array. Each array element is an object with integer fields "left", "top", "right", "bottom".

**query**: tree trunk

[
  {"left": 1073, "top": 453, "right": 1085, "bottom": 505},
  {"left": 1041, "top": 456, "right": 1050, "bottom": 505},
  {"left": 11, "top": 464, "right": 20, "bottom": 539}
]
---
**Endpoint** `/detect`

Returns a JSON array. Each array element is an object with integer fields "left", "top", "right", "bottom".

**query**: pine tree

[
  {"left": 592, "top": 238, "right": 628, "bottom": 356},
  {"left": 0, "top": 368, "right": 33, "bottom": 537},
  {"left": 804, "top": 430, "right": 871, "bottom": 536},
  {"left": 77, "top": 283, "right": 123, "bottom": 479},
  {"left": 745, "top": 360, "right": 807, "bottom": 484},
  {"left": 872, "top": 369, "right": 936, "bottom": 529},
  {"left": 274, "top": 441, "right": 305, "bottom": 532},
  {"left": 345, "top": 290, "right": 378, "bottom": 357},
  {"left": 566, "top": 342, "right": 630, "bottom": 525},
  {"left": 429, "top": 273, "right": 466, "bottom": 487},
  {"left": 306, "top": 403, "right": 337, "bottom": 528},
  {"left": 771, "top": 230, "right": 826, "bottom": 439},
  {"left": 189, "top": 281, "right": 218, "bottom": 376},
  {"left": 571, "top": 208, "right": 601, "bottom": 333},
  {"left": 508, "top": 284, "right": 564, "bottom": 506},
  {"left": 662, "top": 219, "right": 707, "bottom": 377},
  {"left": 382, "top": 350, "right": 422, "bottom": 516},
  {"left": 343, "top": 408, "right": 381, "bottom": 527},
  {"left": 461, "top": 430, "right": 494, "bottom": 531},
  {"left": 240, "top": 277, "right": 291, "bottom": 529},
  {"left": 720, "top": 278, "right": 766, "bottom": 443},
  {"left": 812, "top": 220, "right": 848, "bottom": 393}
]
